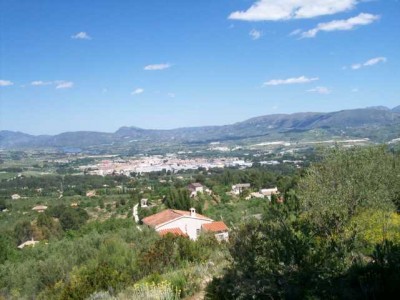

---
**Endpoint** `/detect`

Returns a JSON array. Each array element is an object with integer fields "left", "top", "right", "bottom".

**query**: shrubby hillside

[
  {"left": 207, "top": 146, "right": 400, "bottom": 299},
  {"left": 0, "top": 146, "right": 399, "bottom": 299}
]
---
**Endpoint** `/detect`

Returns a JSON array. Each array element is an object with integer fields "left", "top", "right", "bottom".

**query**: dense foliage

[
  {"left": 207, "top": 146, "right": 400, "bottom": 299},
  {"left": 0, "top": 218, "right": 224, "bottom": 299}
]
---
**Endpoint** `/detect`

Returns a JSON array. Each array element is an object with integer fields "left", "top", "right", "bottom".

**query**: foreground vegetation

[
  {"left": 0, "top": 146, "right": 399, "bottom": 299},
  {"left": 207, "top": 146, "right": 400, "bottom": 299}
]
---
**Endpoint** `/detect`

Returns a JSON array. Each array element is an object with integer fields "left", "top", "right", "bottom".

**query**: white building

[
  {"left": 140, "top": 198, "right": 148, "bottom": 207},
  {"left": 260, "top": 187, "right": 279, "bottom": 200},
  {"left": 188, "top": 183, "right": 204, "bottom": 198},
  {"left": 231, "top": 183, "right": 251, "bottom": 195},
  {"left": 142, "top": 208, "right": 228, "bottom": 241},
  {"left": 11, "top": 194, "right": 21, "bottom": 200},
  {"left": 32, "top": 205, "right": 48, "bottom": 213},
  {"left": 17, "top": 238, "right": 39, "bottom": 249},
  {"left": 250, "top": 192, "right": 265, "bottom": 199}
]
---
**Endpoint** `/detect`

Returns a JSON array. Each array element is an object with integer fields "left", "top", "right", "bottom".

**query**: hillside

[
  {"left": 392, "top": 105, "right": 400, "bottom": 113},
  {"left": 1, "top": 107, "right": 400, "bottom": 149}
]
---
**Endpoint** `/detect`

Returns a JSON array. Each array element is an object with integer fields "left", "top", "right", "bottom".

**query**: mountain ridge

[{"left": 1, "top": 107, "right": 399, "bottom": 149}]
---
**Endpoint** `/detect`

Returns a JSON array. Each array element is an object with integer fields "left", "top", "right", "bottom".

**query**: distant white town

[{"left": 79, "top": 155, "right": 254, "bottom": 176}]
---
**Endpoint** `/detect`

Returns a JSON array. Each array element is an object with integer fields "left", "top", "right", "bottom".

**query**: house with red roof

[{"left": 142, "top": 208, "right": 228, "bottom": 241}]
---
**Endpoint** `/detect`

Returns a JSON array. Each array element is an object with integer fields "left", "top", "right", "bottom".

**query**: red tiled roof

[
  {"left": 142, "top": 209, "right": 212, "bottom": 227},
  {"left": 158, "top": 227, "right": 187, "bottom": 237},
  {"left": 202, "top": 221, "right": 228, "bottom": 232}
]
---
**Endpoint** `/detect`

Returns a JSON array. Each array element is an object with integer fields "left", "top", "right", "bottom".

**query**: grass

[{"left": 0, "top": 172, "right": 17, "bottom": 181}]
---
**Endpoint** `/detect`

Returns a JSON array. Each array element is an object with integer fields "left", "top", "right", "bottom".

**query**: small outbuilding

[
  {"left": 32, "top": 205, "right": 48, "bottom": 213},
  {"left": 18, "top": 238, "right": 39, "bottom": 249},
  {"left": 11, "top": 194, "right": 21, "bottom": 200}
]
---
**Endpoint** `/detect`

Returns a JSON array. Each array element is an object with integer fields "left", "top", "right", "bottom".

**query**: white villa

[
  {"left": 187, "top": 183, "right": 204, "bottom": 198},
  {"left": 142, "top": 208, "right": 229, "bottom": 241}
]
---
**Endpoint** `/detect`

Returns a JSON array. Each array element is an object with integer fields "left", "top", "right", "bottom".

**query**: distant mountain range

[{"left": 1, "top": 106, "right": 400, "bottom": 150}]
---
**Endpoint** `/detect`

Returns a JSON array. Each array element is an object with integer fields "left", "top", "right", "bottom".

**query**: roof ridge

[{"left": 171, "top": 209, "right": 187, "bottom": 215}]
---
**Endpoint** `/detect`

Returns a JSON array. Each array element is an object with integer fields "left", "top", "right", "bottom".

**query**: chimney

[{"left": 190, "top": 207, "right": 196, "bottom": 217}]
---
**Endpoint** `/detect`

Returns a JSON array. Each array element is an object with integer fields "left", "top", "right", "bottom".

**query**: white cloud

[
  {"left": 131, "top": 88, "right": 144, "bottom": 95},
  {"left": 71, "top": 32, "right": 92, "bottom": 40},
  {"left": 307, "top": 86, "right": 331, "bottom": 94},
  {"left": 229, "top": 0, "right": 358, "bottom": 21},
  {"left": 31, "top": 81, "right": 52, "bottom": 86},
  {"left": 351, "top": 63, "right": 362, "bottom": 70},
  {"left": 364, "top": 56, "right": 387, "bottom": 66},
  {"left": 298, "top": 13, "right": 379, "bottom": 38},
  {"left": 55, "top": 81, "right": 74, "bottom": 89},
  {"left": 264, "top": 76, "right": 318, "bottom": 86},
  {"left": 351, "top": 56, "right": 387, "bottom": 70},
  {"left": 249, "top": 29, "right": 262, "bottom": 40},
  {"left": 0, "top": 80, "right": 13, "bottom": 86},
  {"left": 289, "top": 29, "right": 302, "bottom": 36},
  {"left": 30, "top": 80, "right": 74, "bottom": 89},
  {"left": 144, "top": 63, "right": 171, "bottom": 71}
]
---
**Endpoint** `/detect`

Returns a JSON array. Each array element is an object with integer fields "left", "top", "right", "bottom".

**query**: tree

[
  {"left": 14, "top": 220, "right": 34, "bottom": 244},
  {"left": 207, "top": 146, "right": 400, "bottom": 299},
  {"left": 0, "top": 234, "right": 19, "bottom": 263},
  {"left": 207, "top": 198, "right": 355, "bottom": 299},
  {"left": 37, "top": 213, "right": 63, "bottom": 240},
  {"left": 297, "top": 146, "right": 398, "bottom": 235},
  {"left": 339, "top": 240, "right": 400, "bottom": 299},
  {"left": 0, "top": 198, "right": 7, "bottom": 211},
  {"left": 164, "top": 188, "right": 192, "bottom": 210},
  {"left": 59, "top": 208, "right": 89, "bottom": 231}
]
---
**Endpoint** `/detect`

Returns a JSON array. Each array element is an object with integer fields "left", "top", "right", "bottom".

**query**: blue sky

[{"left": 1, "top": 0, "right": 399, "bottom": 134}]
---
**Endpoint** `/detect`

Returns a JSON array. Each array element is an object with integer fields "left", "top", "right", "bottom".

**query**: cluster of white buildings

[
  {"left": 80, "top": 155, "right": 253, "bottom": 176},
  {"left": 230, "top": 184, "right": 280, "bottom": 200}
]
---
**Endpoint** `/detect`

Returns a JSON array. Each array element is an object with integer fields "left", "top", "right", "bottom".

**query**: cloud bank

[
  {"left": 71, "top": 32, "right": 92, "bottom": 40},
  {"left": 144, "top": 63, "right": 171, "bottom": 71},
  {"left": 264, "top": 76, "right": 318, "bottom": 86},
  {"left": 351, "top": 56, "right": 387, "bottom": 70},
  {"left": 131, "top": 88, "right": 144, "bottom": 95},
  {"left": 298, "top": 13, "right": 379, "bottom": 38},
  {"left": 229, "top": 0, "right": 358, "bottom": 21},
  {"left": 0, "top": 80, "right": 13, "bottom": 87}
]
